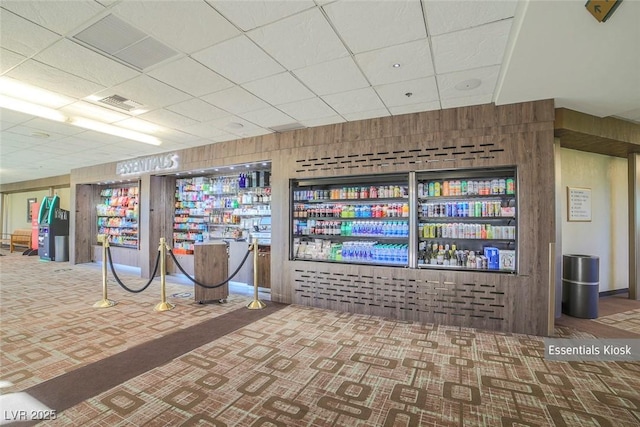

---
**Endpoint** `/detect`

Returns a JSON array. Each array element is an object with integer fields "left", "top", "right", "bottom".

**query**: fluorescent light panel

[
  {"left": 0, "top": 77, "right": 74, "bottom": 108},
  {"left": 0, "top": 94, "right": 67, "bottom": 122},
  {"left": 0, "top": 79, "right": 162, "bottom": 146},
  {"left": 70, "top": 117, "right": 161, "bottom": 146}
]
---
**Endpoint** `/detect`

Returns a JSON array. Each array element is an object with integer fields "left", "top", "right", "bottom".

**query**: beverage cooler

[{"left": 290, "top": 167, "right": 517, "bottom": 274}]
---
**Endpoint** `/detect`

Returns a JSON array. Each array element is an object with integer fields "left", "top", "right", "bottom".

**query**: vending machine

[{"left": 38, "top": 195, "right": 69, "bottom": 261}]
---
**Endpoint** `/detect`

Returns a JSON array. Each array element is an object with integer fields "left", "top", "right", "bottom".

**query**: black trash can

[{"left": 562, "top": 254, "right": 599, "bottom": 318}]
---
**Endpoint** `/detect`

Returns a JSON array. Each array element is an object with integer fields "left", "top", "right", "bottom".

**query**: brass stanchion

[
  {"left": 247, "top": 237, "right": 266, "bottom": 310},
  {"left": 93, "top": 234, "right": 117, "bottom": 308},
  {"left": 154, "top": 237, "right": 175, "bottom": 312}
]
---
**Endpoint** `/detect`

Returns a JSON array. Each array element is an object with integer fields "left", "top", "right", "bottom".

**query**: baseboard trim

[{"left": 599, "top": 288, "right": 629, "bottom": 297}]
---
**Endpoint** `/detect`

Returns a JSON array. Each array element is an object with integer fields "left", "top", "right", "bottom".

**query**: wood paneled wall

[{"left": 70, "top": 100, "right": 556, "bottom": 335}]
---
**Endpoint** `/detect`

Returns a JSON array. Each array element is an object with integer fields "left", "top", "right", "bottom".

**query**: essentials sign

[{"left": 116, "top": 153, "right": 179, "bottom": 176}]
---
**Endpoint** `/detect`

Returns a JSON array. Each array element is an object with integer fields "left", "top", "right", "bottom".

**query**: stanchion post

[
  {"left": 247, "top": 237, "right": 266, "bottom": 310},
  {"left": 154, "top": 237, "right": 175, "bottom": 312},
  {"left": 93, "top": 234, "right": 117, "bottom": 308}
]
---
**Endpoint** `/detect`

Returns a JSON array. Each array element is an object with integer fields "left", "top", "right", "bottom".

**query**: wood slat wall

[{"left": 69, "top": 100, "right": 555, "bottom": 335}]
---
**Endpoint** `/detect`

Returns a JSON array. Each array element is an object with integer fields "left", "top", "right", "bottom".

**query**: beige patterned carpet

[
  {"left": 1, "top": 249, "right": 639, "bottom": 426},
  {"left": 596, "top": 309, "right": 640, "bottom": 335}
]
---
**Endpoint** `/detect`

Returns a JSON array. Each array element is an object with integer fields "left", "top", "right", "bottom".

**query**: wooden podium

[{"left": 194, "top": 242, "right": 229, "bottom": 304}]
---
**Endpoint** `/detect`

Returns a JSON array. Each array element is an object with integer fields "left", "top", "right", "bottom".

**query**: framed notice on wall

[{"left": 567, "top": 187, "right": 592, "bottom": 222}]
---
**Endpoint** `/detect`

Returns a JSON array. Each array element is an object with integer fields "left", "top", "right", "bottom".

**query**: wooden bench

[{"left": 10, "top": 229, "right": 32, "bottom": 253}]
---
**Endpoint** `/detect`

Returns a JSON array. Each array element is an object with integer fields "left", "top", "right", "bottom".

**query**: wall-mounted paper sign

[{"left": 567, "top": 187, "right": 592, "bottom": 222}]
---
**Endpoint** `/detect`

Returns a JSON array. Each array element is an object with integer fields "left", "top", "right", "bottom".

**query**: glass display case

[
  {"left": 96, "top": 185, "right": 139, "bottom": 248},
  {"left": 291, "top": 174, "right": 410, "bottom": 266},
  {"left": 290, "top": 167, "right": 517, "bottom": 273},
  {"left": 174, "top": 170, "right": 271, "bottom": 254},
  {"left": 416, "top": 167, "right": 517, "bottom": 273}
]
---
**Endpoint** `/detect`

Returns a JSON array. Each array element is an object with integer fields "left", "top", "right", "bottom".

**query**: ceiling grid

[{"left": 0, "top": 0, "right": 637, "bottom": 184}]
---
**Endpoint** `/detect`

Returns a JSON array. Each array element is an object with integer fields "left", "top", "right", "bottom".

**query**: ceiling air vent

[
  {"left": 98, "top": 94, "right": 144, "bottom": 112},
  {"left": 73, "top": 14, "right": 178, "bottom": 71}
]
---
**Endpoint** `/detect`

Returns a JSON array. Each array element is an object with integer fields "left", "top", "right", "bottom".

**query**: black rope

[
  {"left": 106, "top": 246, "right": 161, "bottom": 293},
  {"left": 168, "top": 246, "right": 253, "bottom": 289}
]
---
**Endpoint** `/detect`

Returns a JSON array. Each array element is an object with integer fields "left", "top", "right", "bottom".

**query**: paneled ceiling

[{"left": 1, "top": 0, "right": 638, "bottom": 185}]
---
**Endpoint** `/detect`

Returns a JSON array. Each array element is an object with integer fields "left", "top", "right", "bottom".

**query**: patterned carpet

[
  {"left": 596, "top": 309, "right": 640, "bottom": 335},
  {"left": 1, "top": 250, "right": 639, "bottom": 426}
]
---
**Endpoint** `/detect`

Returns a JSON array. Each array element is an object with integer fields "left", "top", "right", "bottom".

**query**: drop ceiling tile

[
  {"left": 617, "top": 108, "right": 640, "bottom": 122},
  {"left": 76, "top": 129, "right": 144, "bottom": 145},
  {"left": 61, "top": 101, "right": 130, "bottom": 123},
  {"left": 322, "top": 87, "right": 385, "bottom": 115},
  {"left": 147, "top": 57, "right": 234, "bottom": 97},
  {"left": 242, "top": 72, "right": 315, "bottom": 105},
  {"left": 0, "top": 131, "right": 52, "bottom": 146},
  {"left": 139, "top": 108, "right": 200, "bottom": 129},
  {"left": 1, "top": 0, "right": 105, "bottom": 35},
  {"left": 7, "top": 60, "right": 105, "bottom": 99},
  {"left": 239, "top": 107, "right": 297, "bottom": 128},
  {"left": 374, "top": 76, "right": 438, "bottom": 108},
  {"left": 276, "top": 97, "right": 337, "bottom": 122},
  {"left": 355, "top": 39, "right": 434, "bottom": 86},
  {"left": 92, "top": 75, "right": 191, "bottom": 109},
  {"left": 16, "top": 118, "right": 84, "bottom": 136},
  {"left": 0, "top": 11, "right": 60, "bottom": 57},
  {"left": 0, "top": 108, "right": 35, "bottom": 125},
  {"left": 232, "top": 127, "right": 273, "bottom": 138},
  {"left": 323, "top": 0, "right": 426, "bottom": 54},
  {"left": 437, "top": 65, "right": 500, "bottom": 101},
  {"left": 201, "top": 86, "right": 271, "bottom": 115},
  {"left": 209, "top": 0, "right": 315, "bottom": 31},
  {"left": 248, "top": 8, "right": 348, "bottom": 70},
  {"left": 183, "top": 119, "right": 238, "bottom": 139},
  {"left": 211, "top": 132, "right": 240, "bottom": 143},
  {"left": 96, "top": 0, "right": 119, "bottom": 6},
  {"left": 192, "top": 36, "right": 284, "bottom": 84},
  {"left": 157, "top": 128, "right": 202, "bottom": 144},
  {"left": 73, "top": 14, "right": 147, "bottom": 56},
  {"left": 342, "top": 108, "right": 390, "bottom": 122},
  {"left": 34, "top": 39, "right": 140, "bottom": 87},
  {"left": 47, "top": 136, "right": 99, "bottom": 152},
  {"left": 1, "top": 149, "right": 57, "bottom": 163},
  {"left": 431, "top": 19, "right": 512, "bottom": 74},
  {"left": 113, "top": 37, "right": 179, "bottom": 71},
  {"left": 0, "top": 48, "right": 26, "bottom": 74},
  {"left": 4, "top": 125, "right": 68, "bottom": 141},
  {"left": 293, "top": 57, "right": 369, "bottom": 96},
  {"left": 113, "top": 117, "right": 164, "bottom": 134},
  {"left": 112, "top": 1, "right": 240, "bottom": 54},
  {"left": 424, "top": 0, "right": 518, "bottom": 36},
  {"left": 298, "top": 114, "right": 345, "bottom": 128},
  {"left": 166, "top": 98, "right": 229, "bottom": 122},
  {"left": 388, "top": 100, "right": 441, "bottom": 115},
  {"left": 441, "top": 93, "right": 493, "bottom": 109},
  {"left": 106, "top": 140, "right": 161, "bottom": 155}
]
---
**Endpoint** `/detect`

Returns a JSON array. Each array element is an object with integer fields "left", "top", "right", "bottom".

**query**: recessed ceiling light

[
  {"left": 230, "top": 166, "right": 235, "bottom": 170},
  {"left": 455, "top": 78, "right": 481, "bottom": 91},
  {"left": 392, "top": 63, "right": 401, "bottom": 68}
]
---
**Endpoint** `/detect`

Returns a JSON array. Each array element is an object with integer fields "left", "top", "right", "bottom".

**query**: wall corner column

[
  {"left": 139, "top": 175, "right": 152, "bottom": 279},
  {"left": 630, "top": 153, "right": 639, "bottom": 300},
  {"left": 554, "top": 138, "right": 563, "bottom": 317}
]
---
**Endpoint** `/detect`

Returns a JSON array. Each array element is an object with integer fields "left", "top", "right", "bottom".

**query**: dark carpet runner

[{"left": 25, "top": 302, "right": 288, "bottom": 414}]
